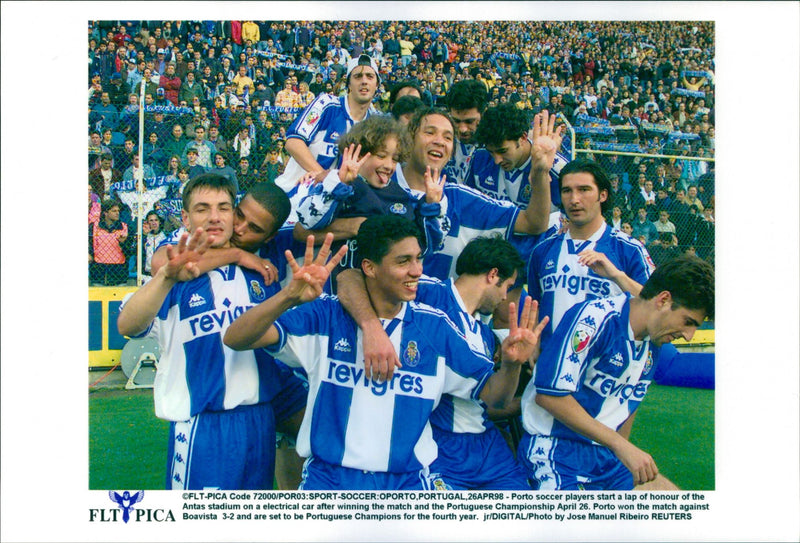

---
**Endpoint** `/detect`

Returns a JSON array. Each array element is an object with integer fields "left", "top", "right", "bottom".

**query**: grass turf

[{"left": 89, "top": 384, "right": 714, "bottom": 490}]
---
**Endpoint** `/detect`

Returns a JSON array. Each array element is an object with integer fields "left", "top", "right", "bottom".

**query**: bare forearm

[
  {"left": 479, "top": 362, "right": 522, "bottom": 410},
  {"left": 293, "top": 217, "right": 365, "bottom": 243},
  {"left": 285, "top": 138, "right": 323, "bottom": 174},
  {"left": 337, "top": 269, "right": 379, "bottom": 327},
  {"left": 515, "top": 166, "right": 550, "bottom": 234},
  {"left": 535, "top": 393, "right": 629, "bottom": 453},
  {"left": 610, "top": 271, "right": 643, "bottom": 296},
  {"left": 117, "top": 268, "right": 175, "bottom": 337},
  {"left": 223, "top": 289, "right": 296, "bottom": 350},
  {"left": 151, "top": 246, "right": 245, "bottom": 276}
]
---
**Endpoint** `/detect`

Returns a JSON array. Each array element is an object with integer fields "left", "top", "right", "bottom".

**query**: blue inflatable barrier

[{"left": 654, "top": 343, "right": 714, "bottom": 389}]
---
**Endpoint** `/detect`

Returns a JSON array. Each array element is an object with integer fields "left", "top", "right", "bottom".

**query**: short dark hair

[
  {"left": 446, "top": 79, "right": 488, "bottom": 113},
  {"left": 101, "top": 198, "right": 122, "bottom": 214},
  {"left": 337, "top": 115, "right": 410, "bottom": 162},
  {"left": 391, "top": 95, "right": 426, "bottom": 121},
  {"left": 474, "top": 102, "right": 531, "bottom": 147},
  {"left": 389, "top": 80, "right": 423, "bottom": 105},
  {"left": 181, "top": 173, "right": 236, "bottom": 210},
  {"left": 639, "top": 254, "right": 715, "bottom": 319},
  {"left": 356, "top": 215, "right": 422, "bottom": 266},
  {"left": 455, "top": 235, "right": 524, "bottom": 283},
  {"left": 558, "top": 159, "right": 613, "bottom": 215},
  {"left": 245, "top": 182, "right": 291, "bottom": 236}
]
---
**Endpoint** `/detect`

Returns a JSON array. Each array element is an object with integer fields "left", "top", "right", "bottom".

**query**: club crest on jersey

[
  {"left": 643, "top": 350, "right": 654, "bottom": 375},
  {"left": 521, "top": 182, "right": 532, "bottom": 203},
  {"left": 389, "top": 203, "right": 407, "bottom": 215},
  {"left": 403, "top": 341, "right": 420, "bottom": 367},
  {"left": 249, "top": 280, "right": 266, "bottom": 302},
  {"left": 305, "top": 110, "right": 321, "bottom": 126},
  {"left": 571, "top": 321, "right": 596, "bottom": 353}
]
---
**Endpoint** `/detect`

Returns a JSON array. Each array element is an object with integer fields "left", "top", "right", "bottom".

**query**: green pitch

[{"left": 89, "top": 384, "right": 714, "bottom": 490}]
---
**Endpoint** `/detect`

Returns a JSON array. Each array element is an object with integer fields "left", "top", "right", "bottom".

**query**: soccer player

[
  {"left": 518, "top": 255, "right": 714, "bottom": 490},
  {"left": 117, "top": 174, "right": 284, "bottom": 490},
  {"left": 293, "top": 114, "right": 447, "bottom": 292},
  {"left": 394, "top": 107, "right": 563, "bottom": 281},
  {"left": 467, "top": 102, "right": 569, "bottom": 210},
  {"left": 527, "top": 159, "right": 655, "bottom": 345},
  {"left": 338, "top": 235, "right": 547, "bottom": 489},
  {"left": 442, "top": 79, "right": 488, "bottom": 183},
  {"left": 275, "top": 54, "right": 380, "bottom": 221},
  {"left": 149, "top": 181, "right": 310, "bottom": 490},
  {"left": 223, "top": 215, "right": 545, "bottom": 490}
]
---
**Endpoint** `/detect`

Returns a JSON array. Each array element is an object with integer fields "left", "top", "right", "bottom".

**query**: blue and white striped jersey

[
  {"left": 443, "top": 140, "right": 477, "bottom": 184},
  {"left": 266, "top": 297, "right": 496, "bottom": 473},
  {"left": 527, "top": 223, "right": 654, "bottom": 345},
  {"left": 416, "top": 276, "right": 497, "bottom": 434},
  {"left": 464, "top": 146, "right": 569, "bottom": 209},
  {"left": 274, "top": 94, "right": 378, "bottom": 223},
  {"left": 521, "top": 294, "right": 660, "bottom": 443},
  {"left": 126, "top": 265, "right": 284, "bottom": 421}
]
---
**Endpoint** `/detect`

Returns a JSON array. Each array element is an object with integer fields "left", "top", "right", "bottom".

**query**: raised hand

[
  {"left": 424, "top": 166, "right": 446, "bottom": 204},
  {"left": 500, "top": 296, "right": 550, "bottom": 367},
  {"left": 338, "top": 143, "right": 370, "bottom": 184},
  {"left": 530, "top": 109, "right": 564, "bottom": 171},
  {"left": 163, "top": 227, "right": 211, "bottom": 282},
  {"left": 237, "top": 251, "right": 278, "bottom": 285},
  {"left": 577, "top": 249, "right": 620, "bottom": 280},
  {"left": 284, "top": 232, "right": 348, "bottom": 304}
]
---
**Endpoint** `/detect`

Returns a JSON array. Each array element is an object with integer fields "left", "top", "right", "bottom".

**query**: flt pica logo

[{"left": 89, "top": 490, "right": 175, "bottom": 523}]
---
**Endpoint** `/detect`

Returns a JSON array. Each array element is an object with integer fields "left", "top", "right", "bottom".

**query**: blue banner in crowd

[
  {"left": 574, "top": 125, "right": 616, "bottom": 136},
  {"left": 640, "top": 121, "right": 672, "bottom": 135},
  {"left": 667, "top": 131, "right": 700, "bottom": 141},
  {"left": 110, "top": 175, "right": 180, "bottom": 196},
  {"left": 575, "top": 113, "right": 611, "bottom": 126},
  {"left": 143, "top": 105, "right": 193, "bottom": 115},
  {"left": 257, "top": 105, "right": 304, "bottom": 115},
  {"left": 155, "top": 198, "right": 183, "bottom": 217},
  {"left": 671, "top": 87, "right": 705, "bottom": 99},
  {"left": 593, "top": 141, "right": 643, "bottom": 153}
]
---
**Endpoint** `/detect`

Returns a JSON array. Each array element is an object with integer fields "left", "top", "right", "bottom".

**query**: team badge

[
  {"left": 643, "top": 350, "right": 654, "bottom": 375},
  {"left": 521, "top": 182, "right": 532, "bottom": 203},
  {"left": 403, "top": 341, "right": 420, "bottom": 367},
  {"left": 305, "top": 110, "right": 321, "bottom": 126},
  {"left": 432, "top": 477, "right": 450, "bottom": 491},
  {"left": 249, "top": 280, "right": 266, "bottom": 302},
  {"left": 389, "top": 203, "right": 407, "bottom": 215},
  {"left": 571, "top": 320, "right": 596, "bottom": 353}
]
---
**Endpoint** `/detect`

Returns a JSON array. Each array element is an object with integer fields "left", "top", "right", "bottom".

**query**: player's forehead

[
  {"left": 418, "top": 113, "right": 453, "bottom": 136},
  {"left": 187, "top": 187, "right": 233, "bottom": 208},
  {"left": 561, "top": 171, "right": 598, "bottom": 190},
  {"left": 350, "top": 65, "right": 376, "bottom": 78},
  {"left": 383, "top": 236, "right": 422, "bottom": 261},
  {"left": 449, "top": 108, "right": 481, "bottom": 121}
]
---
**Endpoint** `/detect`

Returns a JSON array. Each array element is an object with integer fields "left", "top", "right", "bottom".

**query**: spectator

[
  {"left": 122, "top": 153, "right": 156, "bottom": 182},
  {"left": 89, "top": 199, "right": 129, "bottom": 286},
  {"left": 178, "top": 70, "right": 204, "bottom": 105},
  {"left": 631, "top": 206, "right": 658, "bottom": 246},
  {"left": 90, "top": 91, "right": 119, "bottom": 131},
  {"left": 88, "top": 131, "right": 112, "bottom": 170},
  {"left": 236, "top": 156, "right": 260, "bottom": 193},
  {"left": 231, "top": 125, "right": 254, "bottom": 161},
  {"left": 89, "top": 153, "right": 122, "bottom": 198},
  {"left": 185, "top": 148, "right": 206, "bottom": 179},
  {"left": 685, "top": 184, "right": 705, "bottom": 213},
  {"left": 295, "top": 81, "right": 315, "bottom": 109},
  {"left": 182, "top": 125, "right": 216, "bottom": 167},
  {"left": 141, "top": 210, "right": 167, "bottom": 275},
  {"left": 163, "top": 123, "right": 188, "bottom": 159},
  {"left": 259, "top": 146, "right": 284, "bottom": 183},
  {"left": 274, "top": 79, "right": 299, "bottom": 108},
  {"left": 232, "top": 63, "right": 256, "bottom": 96},
  {"left": 159, "top": 63, "right": 181, "bottom": 105},
  {"left": 89, "top": 185, "right": 101, "bottom": 225},
  {"left": 210, "top": 153, "right": 240, "bottom": 192},
  {"left": 654, "top": 209, "right": 677, "bottom": 236},
  {"left": 647, "top": 232, "right": 681, "bottom": 267}
]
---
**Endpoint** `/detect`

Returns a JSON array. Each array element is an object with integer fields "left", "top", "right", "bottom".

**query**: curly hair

[
  {"left": 446, "top": 79, "right": 488, "bottom": 113},
  {"left": 474, "top": 102, "right": 531, "bottom": 148},
  {"left": 337, "top": 115, "right": 411, "bottom": 163}
]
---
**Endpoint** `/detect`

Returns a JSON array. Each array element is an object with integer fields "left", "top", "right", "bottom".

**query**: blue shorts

[
  {"left": 518, "top": 433, "right": 633, "bottom": 491},
  {"left": 166, "top": 402, "right": 276, "bottom": 490},
  {"left": 429, "top": 426, "right": 530, "bottom": 490},
  {"left": 299, "top": 456, "right": 451, "bottom": 490}
]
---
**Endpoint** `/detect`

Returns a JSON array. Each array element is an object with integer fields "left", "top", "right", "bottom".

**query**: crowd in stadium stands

[{"left": 89, "top": 19, "right": 714, "bottom": 285}]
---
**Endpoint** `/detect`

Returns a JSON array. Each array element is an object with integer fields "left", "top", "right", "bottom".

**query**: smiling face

[
  {"left": 410, "top": 113, "right": 454, "bottom": 174},
  {"left": 363, "top": 236, "right": 424, "bottom": 309},
  {"left": 360, "top": 136, "right": 400, "bottom": 189},
  {"left": 181, "top": 187, "right": 234, "bottom": 248}
]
